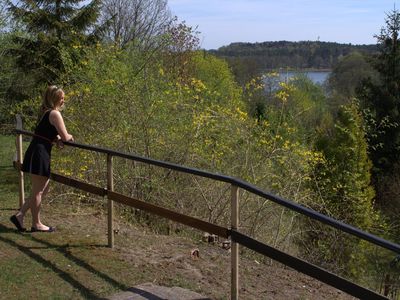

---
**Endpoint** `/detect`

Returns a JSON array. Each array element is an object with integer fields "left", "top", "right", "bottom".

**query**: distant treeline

[{"left": 209, "top": 41, "right": 378, "bottom": 71}]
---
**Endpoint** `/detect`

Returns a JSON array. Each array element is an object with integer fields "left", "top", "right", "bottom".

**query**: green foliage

[
  {"left": 0, "top": 32, "right": 16, "bottom": 124},
  {"left": 283, "top": 76, "right": 327, "bottom": 138},
  {"left": 327, "top": 51, "right": 378, "bottom": 100},
  {"left": 314, "top": 102, "right": 375, "bottom": 227},
  {"left": 225, "top": 57, "right": 262, "bottom": 87},
  {"left": 245, "top": 76, "right": 268, "bottom": 121},
  {"left": 305, "top": 101, "right": 380, "bottom": 277}
]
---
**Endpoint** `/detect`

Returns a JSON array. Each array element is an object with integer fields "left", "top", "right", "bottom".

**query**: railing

[{"left": 14, "top": 115, "right": 399, "bottom": 300}]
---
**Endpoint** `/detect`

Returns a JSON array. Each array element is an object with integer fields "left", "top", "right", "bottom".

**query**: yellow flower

[
  {"left": 236, "top": 107, "right": 248, "bottom": 121},
  {"left": 104, "top": 79, "right": 115, "bottom": 85}
]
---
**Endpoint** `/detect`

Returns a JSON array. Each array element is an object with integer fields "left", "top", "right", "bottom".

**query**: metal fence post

[
  {"left": 16, "top": 115, "right": 24, "bottom": 208},
  {"left": 107, "top": 154, "right": 114, "bottom": 248},
  {"left": 231, "top": 184, "right": 239, "bottom": 300}
]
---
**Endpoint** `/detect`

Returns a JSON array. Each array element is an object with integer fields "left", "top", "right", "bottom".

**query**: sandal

[
  {"left": 31, "top": 226, "right": 56, "bottom": 233},
  {"left": 10, "top": 215, "right": 26, "bottom": 232}
]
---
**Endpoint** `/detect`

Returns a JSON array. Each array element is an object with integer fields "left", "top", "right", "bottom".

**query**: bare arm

[{"left": 49, "top": 110, "right": 74, "bottom": 142}]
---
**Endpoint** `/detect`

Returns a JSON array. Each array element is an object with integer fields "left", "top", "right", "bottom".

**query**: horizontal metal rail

[
  {"left": 15, "top": 128, "right": 400, "bottom": 255},
  {"left": 231, "top": 231, "right": 388, "bottom": 300}
]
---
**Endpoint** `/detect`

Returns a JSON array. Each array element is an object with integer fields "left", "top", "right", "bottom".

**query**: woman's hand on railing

[
  {"left": 56, "top": 137, "right": 64, "bottom": 149},
  {"left": 56, "top": 135, "right": 74, "bottom": 149}
]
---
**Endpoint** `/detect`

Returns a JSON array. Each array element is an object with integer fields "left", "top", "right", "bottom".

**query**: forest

[
  {"left": 0, "top": 0, "right": 399, "bottom": 297},
  {"left": 209, "top": 40, "right": 378, "bottom": 71}
]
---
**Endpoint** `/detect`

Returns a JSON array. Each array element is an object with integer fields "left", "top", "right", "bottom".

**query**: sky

[{"left": 168, "top": 0, "right": 399, "bottom": 50}]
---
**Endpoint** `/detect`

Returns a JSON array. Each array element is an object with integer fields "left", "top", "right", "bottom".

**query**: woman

[{"left": 10, "top": 85, "right": 74, "bottom": 232}]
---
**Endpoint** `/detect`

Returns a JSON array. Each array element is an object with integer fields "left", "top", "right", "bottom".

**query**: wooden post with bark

[
  {"left": 107, "top": 154, "right": 114, "bottom": 248},
  {"left": 231, "top": 184, "right": 239, "bottom": 300},
  {"left": 16, "top": 115, "right": 24, "bottom": 208}
]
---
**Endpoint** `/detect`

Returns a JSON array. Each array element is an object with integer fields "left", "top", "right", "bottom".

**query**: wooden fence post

[
  {"left": 16, "top": 115, "right": 24, "bottom": 208},
  {"left": 231, "top": 184, "right": 239, "bottom": 300},
  {"left": 107, "top": 154, "right": 114, "bottom": 248}
]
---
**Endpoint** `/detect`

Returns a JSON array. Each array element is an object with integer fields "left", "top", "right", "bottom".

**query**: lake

[{"left": 279, "top": 70, "right": 331, "bottom": 85}]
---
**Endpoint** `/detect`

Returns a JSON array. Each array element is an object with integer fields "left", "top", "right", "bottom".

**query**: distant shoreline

[{"left": 268, "top": 68, "right": 332, "bottom": 73}]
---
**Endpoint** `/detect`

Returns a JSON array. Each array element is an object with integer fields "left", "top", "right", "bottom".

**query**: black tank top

[{"left": 33, "top": 110, "right": 59, "bottom": 144}]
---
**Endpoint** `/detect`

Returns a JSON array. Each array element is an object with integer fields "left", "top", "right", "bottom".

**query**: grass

[{"left": 0, "top": 135, "right": 20, "bottom": 202}]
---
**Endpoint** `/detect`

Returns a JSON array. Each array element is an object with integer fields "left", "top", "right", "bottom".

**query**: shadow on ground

[{"left": 0, "top": 223, "right": 128, "bottom": 299}]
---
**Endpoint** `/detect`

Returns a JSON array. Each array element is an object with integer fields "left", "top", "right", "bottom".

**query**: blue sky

[{"left": 168, "top": 0, "right": 399, "bottom": 49}]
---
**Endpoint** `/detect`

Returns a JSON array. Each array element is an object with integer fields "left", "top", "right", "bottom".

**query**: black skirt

[{"left": 22, "top": 140, "right": 52, "bottom": 178}]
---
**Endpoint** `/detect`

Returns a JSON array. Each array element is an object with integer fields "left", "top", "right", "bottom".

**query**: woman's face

[{"left": 56, "top": 91, "right": 65, "bottom": 110}]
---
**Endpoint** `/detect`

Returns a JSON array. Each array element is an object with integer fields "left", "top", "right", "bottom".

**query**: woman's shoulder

[
  {"left": 49, "top": 109, "right": 62, "bottom": 117},
  {"left": 49, "top": 109, "right": 63, "bottom": 125}
]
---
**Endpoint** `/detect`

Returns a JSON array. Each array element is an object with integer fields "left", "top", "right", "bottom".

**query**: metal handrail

[{"left": 15, "top": 128, "right": 400, "bottom": 254}]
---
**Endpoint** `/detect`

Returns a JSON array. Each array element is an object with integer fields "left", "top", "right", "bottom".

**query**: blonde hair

[
  {"left": 42, "top": 85, "right": 64, "bottom": 111},
  {"left": 37, "top": 85, "right": 64, "bottom": 123}
]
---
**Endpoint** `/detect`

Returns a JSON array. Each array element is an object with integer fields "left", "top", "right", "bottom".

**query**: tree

[
  {"left": 0, "top": 1, "right": 8, "bottom": 29},
  {"left": 6, "top": 0, "right": 102, "bottom": 89},
  {"left": 100, "top": 0, "right": 172, "bottom": 49},
  {"left": 358, "top": 8, "right": 400, "bottom": 174},
  {"left": 303, "top": 101, "right": 377, "bottom": 277},
  {"left": 162, "top": 19, "right": 200, "bottom": 83},
  {"left": 356, "top": 9, "right": 400, "bottom": 228},
  {"left": 225, "top": 57, "right": 264, "bottom": 87},
  {"left": 328, "top": 51, "right": 378, "bottom": 100},
  {"left": 0, "top": 3, "right": 20, "bottom": 125}
]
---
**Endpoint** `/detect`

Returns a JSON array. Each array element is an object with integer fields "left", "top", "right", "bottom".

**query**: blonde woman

[{"left": 10, "top": 86, "right": 74, "bottom": 232}]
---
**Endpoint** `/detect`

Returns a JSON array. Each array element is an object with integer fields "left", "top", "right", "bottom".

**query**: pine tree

[
  {"left": 358, "top": 8, "right": 400, "bottom": 173},
  {"left": 6, "top": 0, "right": 102, "bottom": 87},
  {"left": 304, "top": 101, "right": 377, "bottom": 277}
]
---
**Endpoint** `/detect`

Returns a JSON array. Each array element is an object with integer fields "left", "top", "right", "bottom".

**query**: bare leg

[{"left": 16, "top": 174, "right": 50, "bottom": 230}]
